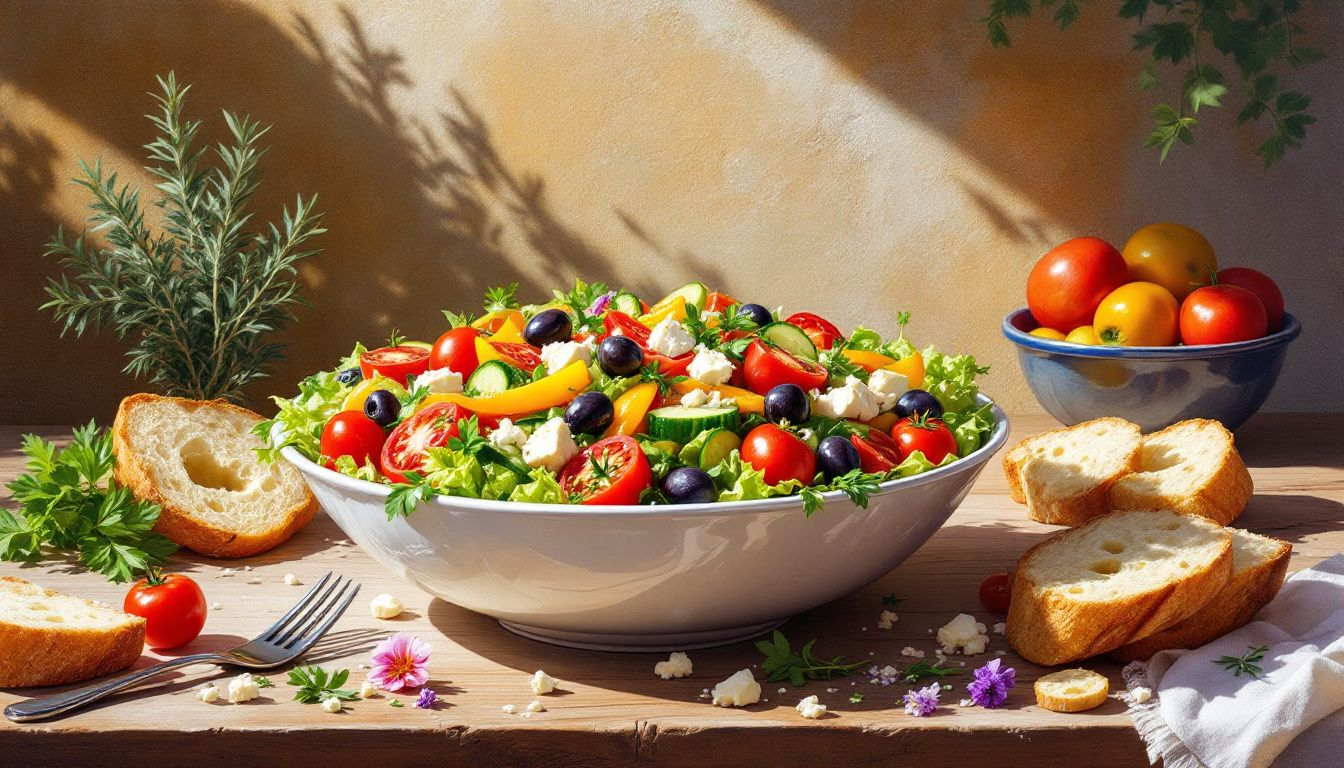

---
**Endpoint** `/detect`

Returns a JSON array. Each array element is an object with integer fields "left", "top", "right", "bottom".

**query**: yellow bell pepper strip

[
  {"left": 341, "top": 376, "right": 406, "bottom": 413},
  {"left": 472, "top": 309, "right": 525, "bottom": 335},
  {"left": 639, "top": 296, "right": 687, "bottom": 328},
  {"left": 474, "top": 335, "right": 502, "bottom": 365},
  {"left": 671, "top": 379, "right": 765, "bottom": 414},
  {"left": 487, "top": 316, "right": 526, "bottom": 344},
  {"left": 865, "top": 412, "right": 899, "bottom": 433},
  {"left": 884, "top": 350, "right": 925, "bottom": 388},
  {"left": 603, "top": 382, "right": 659, "bottom": 438},
  {"left": 842, "top": 349, "right": 897, "bottom": 371},
  {"left": 420, "top": 360, "right": 591, "bottom": 417}
]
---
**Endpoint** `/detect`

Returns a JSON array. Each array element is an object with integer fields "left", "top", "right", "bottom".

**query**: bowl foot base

[{"left": 497, "top": 618, "right": 788, "bottom": 653}]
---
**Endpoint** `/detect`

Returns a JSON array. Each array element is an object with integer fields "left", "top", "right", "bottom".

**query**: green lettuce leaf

[
  {"left": 921, "top": 346, "right": 990, "bottom": 415},
  {"left": 508, "top": 468, "right": 567, "bottom": 504},
  {"left": 706, "top": 450, "right": 805, "bottom": 502},
  {"left": 422, "top": 447, "right": 487, "bottom": 498},
  {"left": 255, "top": 343, "right": 366, "bottom": 463}
]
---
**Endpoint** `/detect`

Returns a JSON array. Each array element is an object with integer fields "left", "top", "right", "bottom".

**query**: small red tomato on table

[
  {"left": 891, "top": 414, "right": 958, "bottom": 464},
  {"left": 124, "top": 569, "right": 208, "bottom": 649},
  {"left": 979, "top": 572, "right": 1012, "bottom": 614}
]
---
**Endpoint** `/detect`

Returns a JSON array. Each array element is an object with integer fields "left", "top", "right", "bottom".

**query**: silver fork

[{"left": 4, "top": 571, "right": 359, "bottom": 722}]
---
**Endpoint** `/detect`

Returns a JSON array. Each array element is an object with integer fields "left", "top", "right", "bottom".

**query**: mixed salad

[{"left": 257, "top": 280, "right": 995, "bottom": 516}]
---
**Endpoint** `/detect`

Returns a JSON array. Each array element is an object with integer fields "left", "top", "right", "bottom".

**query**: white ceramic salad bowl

[{"left": 284, "top": 396, "right": 1008, "bottom": 652}]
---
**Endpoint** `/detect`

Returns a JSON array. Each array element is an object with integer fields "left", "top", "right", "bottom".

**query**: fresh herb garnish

[
  {"left": 1213, "top": 644, "right": 1268, "bottom": 679},
  {"left": 1, "top": 424, "right": 177, "bottom": 583},
  {"left": 552, "top": 279, "right": 609, "bottom": 333},
  {"left": 639, "top": 362, "right": 687, "bottom": 397},
  {"left": 848, "top": 691, "right": 864, "bottom": 704},
  {"left": 441, "top": 309, "right": 477, "bottom": 328},
  {"left": 902, "top": 659, "right": 960, "bottom": 684},
  {"left": 881, "top": 593, "right": 903, "bottom": 608},
  {"left": 385, "top": 471, "right": 439, "bottom": 520},
  {"left": 386, "top": 329, "right": 406, "bottom": 348},
  {"left": 288, "top": 665, "right": 360, "bottom": 704},
  {"left": 681, "top": 304, "right": 760, "bottom": 360},
  {"left": 253, "top": 676, "right": 275, "bottom": 688},
  {"left": 446, "top": 416, "right": 488, "bottom": 454},
  {"left": 756, "top": 630, "right": 867, "bottom": 687},
  {"left": 484, "top": 283, "right": 520, "bottom": 312},
  {"left": 799, "top": 469, "right": 882, "bottom": 516},
  {"left": 389, "top": 699, "right": 405, "bottom": 707}
]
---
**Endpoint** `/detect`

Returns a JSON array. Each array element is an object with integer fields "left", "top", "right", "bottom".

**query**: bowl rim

[
  {"left": 1002, "top": 308, "right": 1301, "bottom": 359},
  {"left": 281, "top": 395, "right": 1010, "bottom": 517}
]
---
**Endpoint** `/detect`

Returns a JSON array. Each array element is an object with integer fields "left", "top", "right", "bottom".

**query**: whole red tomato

[
  {"left": 741, "top": 424, "right": 816, "bottom": 486},
  {"left": 1216, "top": 267, "right": 1284, "bottom": 332},
  {"left": 978, "top": 572, "right": 1012, "bottom": 614},
  {"left": 1027, "top": 237, "right": 1130, "bottom": 332},
  {"left": 891, "top": 415, "right": 958, "bottom": 464},
  {"left": 321, "top": 411, "right": 386, "bottom": 471},
  {"left": 850, "top": 429, "right": 903, "bottom": 473},
  {"left": 742, "top": 340, "right": 828, "bottom": 394},
  {"left": 124, "top": 570, "right": 208, "bottom": 649},
  {"left": 784, "top": 312, "right": 842, "bottom": 351},
  {"left": 558, "top": 436, "right": 652, "bottom": 505},
  {"left": 430, "top": 326, "right": 481, "bottom": 377},
  {"left": 1179, "top": 284, "right": 1268, "bottom": 345}
]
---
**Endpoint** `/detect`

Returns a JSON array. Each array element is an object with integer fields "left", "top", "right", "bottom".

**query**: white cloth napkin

[{"left": 1123, "top": 553, "right": 1344, "bottom": 768}]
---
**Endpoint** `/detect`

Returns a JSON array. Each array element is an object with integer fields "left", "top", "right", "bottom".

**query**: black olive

[
  {"left": 764, "top": 383, "right": 811, "bottom": 425},
  {"left": 336, "top": 367, "right": 363, "bottom": 385},
  {"left": 564, "top": 391, "right": 615, "bottom": 435},
  {"left": 525, "top": 308, "right": 574, "bottom": 348},
  {"left": 598, "top": 336, "right": 644, "bottom": 377},
  {"left": 363, "top": 389, "right": 401, "bottom": 427},
  {"left": 816, "top": 435, "right": 861, "bottom": 480},
  {"left": 895, "top": 389, "right": 943, "bottom": 420},
  {"left": 738, "top": 303, "right": 773, "bottom": 328},
  {"left": 662, "top": 467, "right": 716, "bottom": 504}
]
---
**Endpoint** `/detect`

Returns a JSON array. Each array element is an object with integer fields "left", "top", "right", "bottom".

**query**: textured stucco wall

[{"left": 1, "top": 0, "right": 1340, "bottom": 424}]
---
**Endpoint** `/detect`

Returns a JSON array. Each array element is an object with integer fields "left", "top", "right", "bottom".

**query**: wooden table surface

[{"left": 1, "top": 414, "right": 1341, "bottom": 767}]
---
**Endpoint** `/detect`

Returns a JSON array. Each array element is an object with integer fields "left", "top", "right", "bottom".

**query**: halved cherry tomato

[
  {"left": 705, "top": 291, "right": 739, "bottom": 313},
  {"left": 891, "top": 415, "right": 958, "bottom": 464},
  {"left": 558, "top": 435, "right": 652, "bottom": 505},
  {"left": 490, "top": 342, "right": 543, "bottom": 373},
  {"left": 978, "top": 572, "right": 1012, "bottom": 614},
  {"left": 430, "top": 326, "right": 482, "bottom": 377},
  {"left": 360, "top": 346, "right": 431, "bottom": 386},
  {"left": 603, "top": 311, "right": 652, "bottom": 346},
  {"left": 742, "top": 340, "right": 828, "bottom": 394},
  {"left": 321, "top": 411, "right": 387, "bottom": 471},
  {"left": 850, "top": 429, "right": 903, "bottom": 473},
  {"left": 381, "top": 402, "right": 469, "bottom": 483},
  {"left": 124, "top": 569, "right": 208, "bottom": 649},
  {"left": 785, "top": 312, "right": 842, "bottom": 351},
  {"left": 741, "top": 424, "right": 816, "bottom": 486}
]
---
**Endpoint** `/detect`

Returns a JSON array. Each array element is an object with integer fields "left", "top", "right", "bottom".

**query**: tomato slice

[
  {"left": 705, "top": 291, "right": 739, "bottom": 313},
  {"left": 785, "top": 312, "right": 842, "bottom": 351},
  {"left": 490, "top": 342, "right": 542, "bottom": 373},
  {"left": 360, "top": 346, "right": 431, "bottom": 387},
  {"left": 742, "top": 340, "right": 828, "bottom": 394},
  {"left": 558, "top": 435, "right": 652, "bottom": 505},
  {"left": 603, "top": 311, "right": 652, "bottom": 346},
  {"left": 850, "top": 429, "right": 903, "bottom": 473},
  {"left": 381, "top": 402, "right": 469, "bottom": 483}
]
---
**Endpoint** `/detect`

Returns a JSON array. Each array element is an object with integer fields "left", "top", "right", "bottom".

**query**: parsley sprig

[
  {"left": 1, "top": 423, "right": 177, "bottom": 583},
  {"left": 552, "top": 278, "right": 609, "bottom": 333},
  {"left": 881, "top": 593, "right": 903, "bottom": 608},
  {"left": 1213, "top": 644, "right": 1268, "bottom": 679},
  {"left": 288, "top": 666, "right": 360, "bottom": 704},
  {"left": 681, "top": 304, "right": 759, "bottom": 361},
  {"left": 756, "top": 630, "right": 867, "bottom": 687},
  {"left": 799, "top": 469, "right": 882, "bottom": 517},
  {"left": 639, "top": 362, "right": 687, "bottom": 397},
  {"left": 902, "top": 660, "right": 961, "bottom": 684},
  {"left": 441, "top": 308, "right": 478, "bottom": 328},
  {"left": 484, "top": 283, "right": 520, "bottom": 313}
]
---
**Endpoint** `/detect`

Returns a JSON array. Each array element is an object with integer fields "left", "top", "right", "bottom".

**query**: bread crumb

[{"left": 1131, "top": 687, "right": 1153, "bottom": 704}]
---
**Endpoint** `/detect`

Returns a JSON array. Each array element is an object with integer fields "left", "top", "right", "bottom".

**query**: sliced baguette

[
  {"left": 1002, "top": 418, "right": 1142, "bottom": 526},
  {"left": 0, "top": 577, "right": 145, "bottom": 687},
  {"left": 1006, "top": 509, "right": 1232, "bottom": 666},
  {"left": 113, "top": 394, "right": 318, "bottom": 558},
  {"left": 1034, "top": 668, "right": 1109, "bottom": 712},
  {"left": 1114, "top": 528, "right": 1290, "bottom": 661},
  {"left": 1110, "top": 419, "right": 1253, "bottom": 526}
]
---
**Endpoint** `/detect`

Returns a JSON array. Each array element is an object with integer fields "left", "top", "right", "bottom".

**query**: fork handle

[{"left": 4, "top": 653, "right": 225, "bottom": 722}]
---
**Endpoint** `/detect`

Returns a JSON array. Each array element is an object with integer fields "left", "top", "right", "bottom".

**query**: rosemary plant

[{"left": 42, "top": 72, "right": 324, "bottom": 401}]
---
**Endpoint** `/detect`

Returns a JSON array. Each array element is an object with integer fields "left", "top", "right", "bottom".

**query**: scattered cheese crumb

[
  {"left": 778, "top": 687, "right": 787, "bottom": 694},
  {"left": 501, "top": 704, "right": 518, "bottom": 714},
  {"left": 369, "top": 593, "right": 404, "bottom": 619},
  {"left": 711, "top": 669, "right": 761, "bottom": 707},
  {"left": 900, "top": 647, "right": 926, "bottom": 658},
  {"left": 936, "top": 613, "right": 989, "bottom": 656},
  {"left": 795, "top": 695, "right": 828, "bottom": 719},
  {"left": 530, "top": 670, "right": 560, "bottom": 695},
  {"left": 654, "top": 652, "right": 693, "bottom": 680},
  {"left": 359, "top": 680, "right": 379, "bottom": 699},
  {"left": 321, "top": 696, "right": 343, "bottom": 714},
  {"left": 284, "top": 573, "right": 301, "bottom": 586},
  {"left": 210, "top": 602, "right": 222, "bottom": 611},
  {"left": 227, "top": 673, "right": 261, "bottom": 703},
  {"left": 197, "top": 683, "right": 220, "bottom": 703},
  {"left": 526, "top": 699, "right": 546, "bottom": 713},
  {"left": 992, "top": 622, "right": 1007, "bottom": 636},
  {"left": 959, "top": 698, "right": 974, "bottom": 707},
  {"left": 1131, "top": 687, "right": 1153, "bottom": 704},
  {"left": 877, "top": 610, "right": 898, "bottom": 630}
]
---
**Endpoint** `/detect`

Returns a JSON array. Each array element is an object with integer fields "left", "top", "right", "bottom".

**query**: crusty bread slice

[
  {"left": 1110, "top": 419, "right": 1253, "bottom": 526},
  {"left": 0, "top": 577, "right": 145, "bottom": 687},
  {"left": 1006, "top": 509, "right": 1232, "bottom": 666},
  {"left": 113, "top": 394, "right": 317, "bottom": 558},
  {"left": 1034, "top": 668, "right": 1109, "bottom": 712},
  {"left": 1002, "top": 418, "right": 1142, "bottom": 526},
  {"left": 1114, "top": 528, "right": 1290, "bottom": 661}
]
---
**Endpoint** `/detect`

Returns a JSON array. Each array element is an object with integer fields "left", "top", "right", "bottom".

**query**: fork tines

[{"left": 262, "top": 571, "right": 361, "bottom": 652}]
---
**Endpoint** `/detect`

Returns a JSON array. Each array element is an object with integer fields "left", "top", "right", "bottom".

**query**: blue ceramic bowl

[{"left": 1002, "top": 309, "right": 1301, "bottom": 432}]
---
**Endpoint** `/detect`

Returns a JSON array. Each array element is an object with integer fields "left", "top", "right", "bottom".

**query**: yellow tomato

[
  {"left": 1065, "top": 325, "right": 1098, "bottom": 345},
  {"left": 1029, "top": 327, "right": 1067, "bottom": 340},
  {"left": 1121, "top": 223, "right": 1216, "bottom": 300},
  {"left": 1093, "top": 282, "right": 1179, "bottom": 346}
]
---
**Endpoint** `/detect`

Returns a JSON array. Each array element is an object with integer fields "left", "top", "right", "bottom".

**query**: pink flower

[{"left": 369, "top": 634, "right": 432, "bottom": 692}]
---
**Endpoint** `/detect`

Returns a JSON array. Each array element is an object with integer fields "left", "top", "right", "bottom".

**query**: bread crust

[
  {"left": 1110, "top": 419, "right": 1253, "bottom": 526},
  {"left": 1002, "top": 418, "right": 1142, "bottom": 526},
  {"left": 0, "top": 577, "right": 145, "bottom": 688},
  {"left": 1113, "top": 534, "right": 1290, "bottom": 661},
  {"left": 1006, "top": 512, "right": 1233, "bottom": 666},
  {"left": 112, "top": 393, "right": 318, "bottom": 558}
]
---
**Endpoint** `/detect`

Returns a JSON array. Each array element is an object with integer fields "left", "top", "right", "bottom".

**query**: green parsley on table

[
  {"left": 288, "top": 666, "right": 360, "bottom": 704},
  {"left": 756, "top": 630, "right": 867, "bottom": 687}
]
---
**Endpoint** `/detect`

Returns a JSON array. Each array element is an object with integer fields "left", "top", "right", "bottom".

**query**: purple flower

[
  {"left": 967, "top": 658, "right": 1016, "bottom": 709},
  {"left": 586, "top": 291, "right": 617, "bottom": 316},
  {"left": 414, "top": 687, "right": 437, "bottom": 709},
  {"left": 902, "top": 682, "right": 941, "bottom": 717}
]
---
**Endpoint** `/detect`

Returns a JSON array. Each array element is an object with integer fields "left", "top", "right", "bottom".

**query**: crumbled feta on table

[
  {"left": 688, "top": 346, "right": 734, "bottom": 386},
  {"left": 284, "top": 573, "right": 301, "bottom": 586},
  {"left": 321, "top": 696, "right": 343, "bottom": 714},
  {"left": 501, "top": 704, "right": 518, "bottom": 714},
  {"left": 521, "top": 418, "right": 579, "bottom": 472},
  {"left": 877, "top": 610, "right": 898, "bottom": 630},
  {"left": 530, "top": 670, "right": 560, "bottom": 695},
  {"left": 488, "top": 418, "right": 528, "bottom": 452},
  {"left": 795, "top": 695, "right": 827, "bottom": 719},
  {"left": 369, "top": 593, "right": 404, "bottom": 619},
  {"left": 811, "top": 376, "right": 880, "bottom": 421},
  {"left": 901, "top": 647, "right": 925, "bottom": 658},
  {"left": 992, "top": 622, "right": 1006, "bottom": 636},
  {"left": 937, "top": 613, "right": 989, "bottom": 656},
  {"left": 866, "top": 368, "right": 909, "bottom": 412},
  {"left": 654, "top": 652, "right": 694, "bottom": 680},
  {"left": 415, "top": 367, "right": 464, "bottom": 394},
  {"left": 710, "top": 669, "right": 761, "bottom": 707},
  {"left": 197, "top": 683, "right": 220, "bottom": 703},
  {"left": 227, "top": 673, "right": 261, "bottom": 703},
  {"left": 1131, "top": 687, "right": 1153, "bottom": 704},
  {"left": 359, "top": 680, "right": 379, "bottom": 699},
  {"left": 648, "top": 317, "right": 695, "bottom": 357},
  {"left": 525, "top": 699, "right": 546, "bottom": 713},
  {"left": 540, "top": 338, "right": 595, "bottom": 375}
]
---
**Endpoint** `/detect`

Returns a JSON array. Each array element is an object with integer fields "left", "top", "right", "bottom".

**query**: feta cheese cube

[
  {"left": 900, "top": 647, "right": 926, "bottom": 658},
  {"left": 369, "top": 593, "right": 404, "bottom": 619},
  {"left": 654, "top": 652, "right": 694, "bottom": 680},
  {"left": 992, "top": 622, "right": 1006, "bottom": 636},
  {"left": 688, "top": 346, "right": 734, "bottom": 386},
  {"left": 710, "top": 669, "right": 761, "bottom": 707},
  {"left": 530, "top": 670, "right": 560, "bottom": 695},
  {"left": 877, "top": 610, "right": 898, "bottom": 630},
  {"left": 521, "top": 418, "right": 579, "bottom": 473},
  {"left": 321, "top": 696, "right": 343, "bottom": 714},
  {"left": 488, "top": 417, "right": 528, "bottom": 452},
  {"left": 539, "top": 338, "right": 595, "bottom": 375},
  {"left": 795, "top": 695, "right": 827, "bottom": 719},
  {"left": 680, "top": 388, "right": 709, "bottom": 408},
  {"left": 811, "top": 376, "right": 880, "bottom": 422},
  {"left": 227, "top": 673, "right": 261, "bottom": 703},
  {"left": 284, "top": 573, "right": 301, "bottom": 586},
  {"left": 359, "top": 680, "right": 379, "bottom": 699},
  {"left": 936, "top": 613, "right": 989, "bottom": 656},
  {"left": 705, "top": 390, "right": 735, "bottom": 408},
  {"left": 415, "top": 367, "right": 464, "bottom": 394},
  {"left": 501, "top": 704, "right": 518, "bottom": 714},
  {"left": 866, "top": 368, "right": 910, "bottom": 412},
  {"left": 197, "top": 683, "right": 220, "bottom": 703},
  {"left": 647, "top": 317, "right": 695, "bottom": 358}
]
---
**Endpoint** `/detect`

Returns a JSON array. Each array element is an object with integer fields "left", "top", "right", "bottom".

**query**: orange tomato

[
  {"left": 1064, "top": 325, "right": 1097, "bottom": 345},
  {"left": 1029, "top": 327, "right": 1066, "bottom": 340},
  {"left": 1121, "top": 223, "right": 1217, "bottom": 301},
  {"left": 1093, "top": 282, "right": 1180, "bottom": 346}
]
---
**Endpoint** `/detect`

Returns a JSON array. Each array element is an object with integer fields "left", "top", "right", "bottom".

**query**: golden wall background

[{"left": 2, "top": 0, "right": 1340, "bottom": 424}]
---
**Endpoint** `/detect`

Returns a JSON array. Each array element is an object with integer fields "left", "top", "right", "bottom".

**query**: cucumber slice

[
  {"left": 466, "top": 360, "right": 516, "bottom": 395},
  {"left": 610, "top": 291, "right": 643, "bottom": 316},
  {"left": 401, "top": 340, "right": 433, "bottom": 351},
  {"left": 655, "top": 281, "right": 709, "bottom": 310},
  {"left": 646, "top": 405, "right": 739, "bottom": 444},
  {"left": 760, "top": 321, "right": 819, "bottom": 360},
  {"left": 697, "top": 428, "right": 742, "bottom": 470}
]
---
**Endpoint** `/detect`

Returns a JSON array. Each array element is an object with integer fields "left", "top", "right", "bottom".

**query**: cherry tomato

[
  {"left": 490, "top": 342, "right": 543, "bottom": 373},
  {"left": 381, "top": 402, "right": 469, "bottom": 483},
  {"left": 1093, "top": 281, "right": 1180, "bottom": 346},
  {"left": 1122, "top": 222, "right": 1217, "bottom": 301},
  {"left": 705, "top": 292, "right": 739, "bottom": 313},
  {"left": 891, "top": 415, "right": 958, "bottom": 464},
  {"left": 1026, "top": 237, "right": 1130, "bottom": 332},
  {"left": 978, "top": 572, "right": 1012, "bottom": 614},
  {"left": 430, "top": 326, "right": 482, "bottom": 377},
  {"left": 360, "top": 345, "right": 431, "bottom": 387},
  {"left": 558, "top": 435, "right": 652, "bottom": 505},
  {"left": 1179, "top": 284, "right": 1267, "bottom": 345},
  {"left": 1217, "top": 267, "right": 1284, "bottom": 332},
  {"left": 784, "top": 312, "right": 842, "bottom": 351},
  {"left": 1065, "top": 325, "right": 1098, "bottom": 345},
  {"left": 850, "top": 429, "right": 903, "bottom": 473},
  {"left": 321, "top": 411, "right": 387, "bottom": 471},
  {"left": 124, "top": 570, "right": 208, "bottom": 649},
  {"left": 741, "top": 424, "right": 817, "bottom": 486},
  {"left": 742, "top": 340, "right": 828, "bottom": 394},
  {"left": 1029, "top": 327, "right": 1066, "bottom": 340}
]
